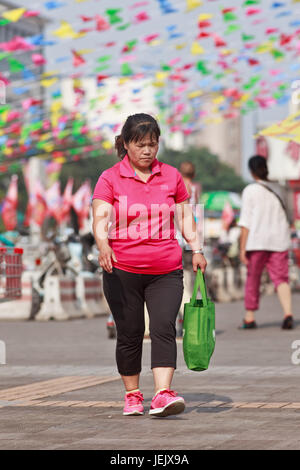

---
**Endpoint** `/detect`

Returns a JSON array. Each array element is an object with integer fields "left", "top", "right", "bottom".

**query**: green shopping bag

[{"left": 183, "top": 268, "right": 216, "bottom": 371}]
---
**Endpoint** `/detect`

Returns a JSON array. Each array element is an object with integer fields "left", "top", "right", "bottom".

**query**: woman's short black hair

[
  {"left": 115, "top": 113, "right": 160, "bottom": 159},
  {"left": 248, "top": 155, "right": 269, "bottom": 181}
]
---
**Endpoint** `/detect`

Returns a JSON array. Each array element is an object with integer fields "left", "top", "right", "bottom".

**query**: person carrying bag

[{"left": 183, "top": 268, "right": 216, "bottom": 371}]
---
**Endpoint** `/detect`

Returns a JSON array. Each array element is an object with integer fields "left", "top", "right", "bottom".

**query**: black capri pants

[{"left": 103, "top": 267, "right": 184, "bottom": 376}]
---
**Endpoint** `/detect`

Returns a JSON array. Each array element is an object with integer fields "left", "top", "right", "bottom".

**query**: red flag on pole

[
  {"left": 72, "top": 181, "right": 91, "bottom": 229},
  {"left": 46, "top": 181, "right": 63, "bottom": 223},
  {"left": 31, "top": 181, "right": 48, "bottom": 227},
  {"left": 61, "top": 177, "right": 74, "bottom": 222},
  {"left": 1, "top": 174, "right": 18, "bottom": 231}
]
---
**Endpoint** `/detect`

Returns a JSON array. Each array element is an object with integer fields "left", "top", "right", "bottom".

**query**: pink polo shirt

[{"left": 92, "top": 154, "right": 189, "bottom": 274}]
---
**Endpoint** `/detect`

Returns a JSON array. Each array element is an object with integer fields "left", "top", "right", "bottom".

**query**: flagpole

[{"left": 28, "top": 157, "right": 47, "bottom": 245}]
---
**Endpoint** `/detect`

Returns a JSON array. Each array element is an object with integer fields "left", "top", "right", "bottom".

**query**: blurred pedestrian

[
  {"left": 179, "top": 161, "right": 200, "bottom": 205},
  {"left": 238, "top": 155, "right": 294, "bottom": 329},
  {"left": 92, "top": 113, "right": 207, "bottom": 417}
]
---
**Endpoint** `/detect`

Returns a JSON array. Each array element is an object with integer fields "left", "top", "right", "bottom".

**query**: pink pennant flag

[
  {"left": 246, "top": 7, "right": 262, "bottom": 15},
  {"left": 32, "top": 53, "right": 47, "bottom": 66},
  {"left": 144, "top": 33, "right": 159, "bottom": 43},
  {"left": 134, "top": 11, "right": 150, "bottom": 23},
  {"left": 0, "top": 36, "right": 33, "bottom": 52},
  {"left": 130, "top": 1, "right": 149, "bottom": 8},
  {"left": 24, "top": 11, "right": 40, "bottom": 17}
]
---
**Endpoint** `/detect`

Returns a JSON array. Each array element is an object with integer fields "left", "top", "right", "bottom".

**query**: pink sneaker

[
  {"left": 149, "top": 389, "right": 185, "bottom": 417},
  {"left": 123, "top": 391, "right": 144, "bottom": 416}
]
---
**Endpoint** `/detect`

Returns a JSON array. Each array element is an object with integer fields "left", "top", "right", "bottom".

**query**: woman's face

[{"left": 124, "top": 134, "right": 159, "bottom": 171}]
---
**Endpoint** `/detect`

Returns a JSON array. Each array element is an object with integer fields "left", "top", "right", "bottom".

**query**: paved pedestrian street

[{"left": 0, "top": 292, "right": 299, "bottom": 450}]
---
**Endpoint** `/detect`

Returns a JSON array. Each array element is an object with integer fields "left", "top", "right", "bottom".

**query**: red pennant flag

[
  {"left": 72, "top": 181, "right": 91, "bottom": 229},
  {"left": 46, "top": 181, "right": 62, "bottom": 223},
  {"left": 1, "top": 175, "right": 18, "bottom": 231},
  {"left": 61, "top": 178, "right": 74, "bottom": 222},
  {"left": 72, "top": 50, "right": 86, "bottom": 67},
  {"left": 31, "top": 182, "right": 48, "bottom": 227},
  {"left": 95, "top": 15, "right": 110, "bottom": 31},
  {"left": 213, "top": 34, "right": 227, "bottom": 47}
]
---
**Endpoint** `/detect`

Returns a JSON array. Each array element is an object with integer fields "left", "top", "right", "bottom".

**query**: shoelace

[
  {"left": 127, "top": 391, "right": 144, "bottom": 405},
  {"left": 158, "top": 389, "right": 177, "bottom": 398}
]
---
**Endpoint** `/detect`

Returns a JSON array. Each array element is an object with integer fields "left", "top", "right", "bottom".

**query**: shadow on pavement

[{"left": 183, "top": 392, "right": 232, "bottom": 414}]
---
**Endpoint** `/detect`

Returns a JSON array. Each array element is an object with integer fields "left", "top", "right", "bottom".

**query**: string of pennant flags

[{"left": 0, "top": 0, "right": 300, "bottom": 175}]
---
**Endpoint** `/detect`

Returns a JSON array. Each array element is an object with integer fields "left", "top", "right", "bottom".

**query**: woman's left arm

[{"left": 175, "top": 200, "right": 207, "bottom": 273}]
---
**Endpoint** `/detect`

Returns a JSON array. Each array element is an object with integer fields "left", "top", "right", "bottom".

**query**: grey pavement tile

[{"left": 0, "top": 293, "right": 299, "bottom": 450}]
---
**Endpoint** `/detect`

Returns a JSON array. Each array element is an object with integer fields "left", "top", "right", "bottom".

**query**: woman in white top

[{"left": 238, "top": 155, "right": 294, "bottom": 329}]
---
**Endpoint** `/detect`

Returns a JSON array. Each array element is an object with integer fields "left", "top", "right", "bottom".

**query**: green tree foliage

[
  {"left": 60, "top": 152, "right": 119, "bottom": 192},
  {"left": 159, "top": 146, "right": 247, "bottom": 193}
]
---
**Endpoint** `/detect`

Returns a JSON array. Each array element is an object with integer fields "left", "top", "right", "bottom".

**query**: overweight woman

[{"left": 92, "top": 113, "right": 207, "bottom": 417}]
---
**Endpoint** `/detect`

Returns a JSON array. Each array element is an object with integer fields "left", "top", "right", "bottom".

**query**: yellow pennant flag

[
  {"left": 213, "top": 96, "right": 225, "bottom": 105},
  {"left": 186, "top": 0, "right": 202, "bottom": 11},
  {"left": 156, "top": 71, "right": 169, "bottom": 81},
  {"left": 55, "top": 157, "right": 66, "bottom": 164},
  {"left": 188, "top": 90, "right": 203, "bottom": 99},
  {"left": 198, "top": 13, "right": 213, "bottom": 21},
  {"left": 50, "top": 101, "right": 62, "bottom": 113},
  {"left": 175, "top": 43, "right": 187, "bottom": 50},
  {"left": 191, "top": 42, "right": 204, "bottom": 55},
  {"left": 255, "top": 42, "right": 273, "bottom": 54},
  {"left": 52, "top": 21, "right": 84, "bottom": 39},
  {"left": 41, "top": 78, "right": 58, "bottom": 88},
  {"left": 102, "top": 140, "right": 113, "bottom": 150},
  {"left": 2, "top": 8, "right": 25, "bottom": 22}
]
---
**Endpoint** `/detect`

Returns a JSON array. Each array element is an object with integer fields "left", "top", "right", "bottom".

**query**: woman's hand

[
  {"left": 239, "top": 249, "right": 248, "bottom": 266},
  {"left": 98, "top": 243, "right": 117, "bottom": 273},
  {"left": 192, "top": 253, "right": 207, "bottom": 273}
]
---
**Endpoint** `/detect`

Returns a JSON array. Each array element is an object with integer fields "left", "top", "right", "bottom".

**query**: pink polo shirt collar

[{"left": 120, "top": 154, "right": 161, "bottom": 179}]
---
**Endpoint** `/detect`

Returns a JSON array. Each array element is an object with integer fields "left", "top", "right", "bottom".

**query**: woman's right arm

[{"left": 92, "top": 199, "right": 117, "bottom": 273}]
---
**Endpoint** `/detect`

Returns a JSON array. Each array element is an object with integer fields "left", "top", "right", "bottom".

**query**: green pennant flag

[
  {"left": 121, "top": 63, "right": 133, "bottom": 76},
  {"left": 245, "top": 99, "right": 257, "bottom": 109},
  {"left": 243, "top": 0, "right": 260, "bottom": 5},
  {"left": 225, "top": 24, "right": 240, "bottom": 34},
  {"left": 0, "top": 105, "right": 10, "bottom": 113},
  {"left": 161, "top": 64, "right": 172, "bottom": 71},
  {"left": 94, "top": 65, "right": 109, "bottom": 72},
  {"left": 97, "top": 55, "right": 112, "bottom": 63},
  {"left": 196, "top": 61, "right": 210, "bottom": 75},
  {"left": 223, "top": 12, "right": 238, "bottom": 22},
  {"left": 0, "top": 52, "right": 10, "bottom": 61},
  {"left": 271, "top": 49, "right": 285, "bottom": 60},
  {"left": 124, "top": 39, "right": 138, "bottom": 52},
  {"left": 105, "top": 9, "right": 123, "bottom": 24},
  {"left": 243, "top": 75, "right": 261, "bottom": 89},
  {"left": 7, "top": 57, "right": 24, "bottom": 73},
  {"left": 117, "top": 23, "right": 131, "bottom": 31},
  {"left": 273, "top": 91, "right": 284, "bottom": 100},
  {"left": 242, "top": 33, "right": 255, "bottom": 41},
  {"left": 0, "top": 18, "right": 10, "bottom": 26}
]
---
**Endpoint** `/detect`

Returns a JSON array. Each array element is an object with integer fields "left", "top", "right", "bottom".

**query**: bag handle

[{"left": 190, "top": 268, "right": 208, "bottom": 307}]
